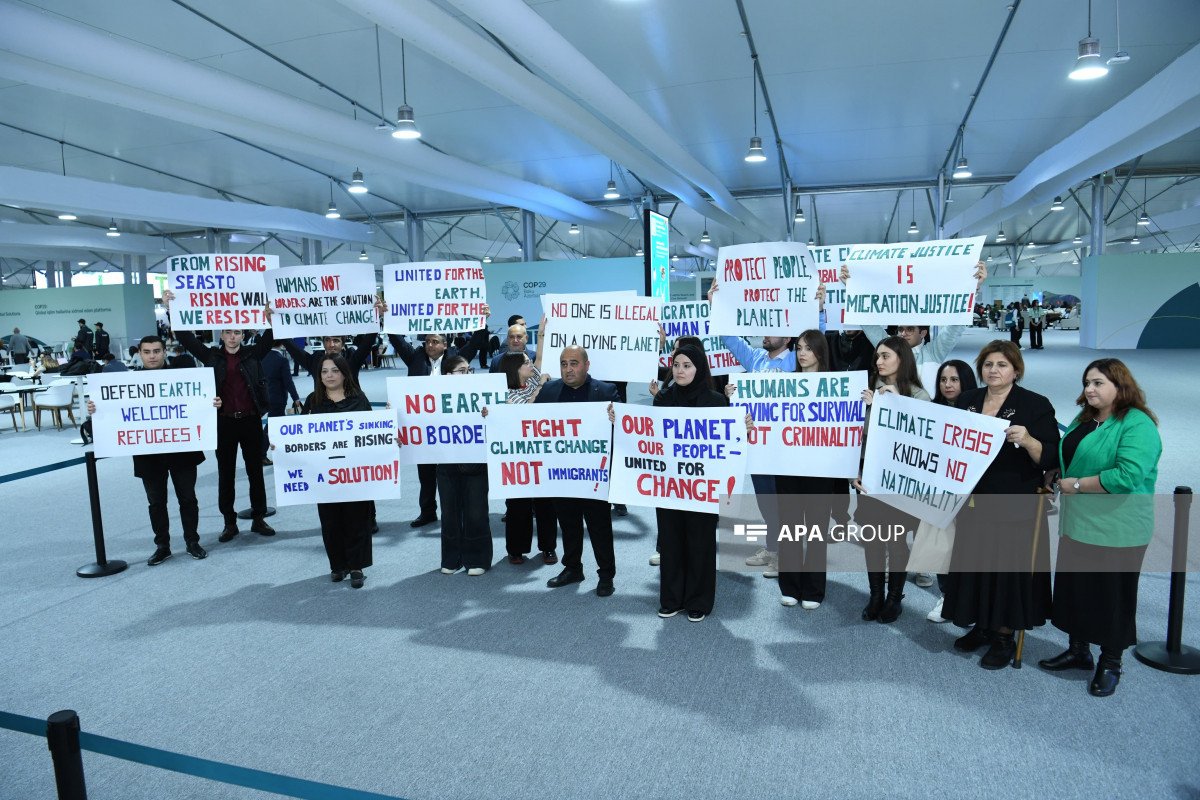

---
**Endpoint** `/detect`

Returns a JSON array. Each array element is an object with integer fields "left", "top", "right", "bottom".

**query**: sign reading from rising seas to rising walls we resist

[{"left": 167, "top": 254, "right": 273, "bottom": 331}]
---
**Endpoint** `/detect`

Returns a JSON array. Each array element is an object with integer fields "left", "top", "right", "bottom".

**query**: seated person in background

[
  {"left": 100, "top": 353, "right": 128, "bottom": 372},
  {"left": 169, "top": 345, "right": 196, "bottom": 368}
]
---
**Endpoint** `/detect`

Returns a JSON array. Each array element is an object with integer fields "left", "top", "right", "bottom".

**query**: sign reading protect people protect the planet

[
  {"left": 269, "top": 410, "right": 402, "bottom": 506},
  {"left": 166, "top": 253, "right": 273, "bottom": 331},
  {"left": 484, "top": 404, "right": 613, "bottom": 501},
  {"left": 86, "top": 369, "right": 217, "bottom": 457},
  {"left": 265, "top": 262, "right": 378, "bottom": 337},
  {"left": 841, "top": 236, "right": 986, "bottom": 326},
  {"left": 382, "top": 260, "right": 488, "bottom": 337},
  {"left": 708, "top": 242, "right": 817, "bottom": 336},
  {"left": 387, "top": 374, "right": 508, "bottom": 465}
]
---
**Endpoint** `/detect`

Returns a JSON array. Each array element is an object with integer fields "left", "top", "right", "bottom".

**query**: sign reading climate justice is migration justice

[
  {"left": 609, "top": 404, "right": 749, "bottom": 513},
  {"left": 86, "top": 369, "right": 217, "bottom": 458},
  {"left": 264, "top": 263, "right": 378, "bottom": 338},
  {"left": 541, "top": 292, "right": 662, "bottom": 383},
  {"left": 729, "top": 371, "right": 868, "bottom": 478},
  {"left": 484, "top": 404, "right": 613, "bottom": 501},
  {"left": 708, "top": 242, "right": 818, "bottom": 336},
  {"left": 166, "top": 253, "right": 273, "bottom": 331},
  {"left": 268, "top": 410, "right": 403, "bottom": 506},
  {"left": 659, "top": 301, "right": 743, "bottom": 376},
  {"left": 805, "top": 246, "right": 858, "bottom": 331},
  {"left": 382, "top": 260, "right": 487, "bottom": 336},
  {"left": 860, "top": 391, "right": 1010, "bottom": 528},
  {"left": 840, "top": 236, "right": 987, "bottom": 326},
  {"left": 387, "top": 374, "right": 508, "bottom": 465}
]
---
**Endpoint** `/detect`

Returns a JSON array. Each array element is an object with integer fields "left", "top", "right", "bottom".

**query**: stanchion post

[
  {"left": 46, "top": 710, "right": 88, "bottom": 800},
  {"left": 1134, "top": 486, "right": 1200, "bottom": 674},
  {"left": 76, "top": 451, "right": 128, "bottom": 578}
]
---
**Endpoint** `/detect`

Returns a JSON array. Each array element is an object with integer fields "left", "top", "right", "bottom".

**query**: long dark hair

[
  {"left": 793, "top": 329, "right": 830, "bottom": 373},
  {"left": 933, "top": 359, "right": 977, "bottom": 405},
  {"left": 311, "top": 354, "right": 360, "bottom": 406},
  {"left": 498, "top": 351, "right": 528, "bottom": 390},
  {"left": 1076, "top": 358, "right": 1157, "bottom": 425},
  {"left": 870, "top": 335, "right": 922, "bottom": 396}
]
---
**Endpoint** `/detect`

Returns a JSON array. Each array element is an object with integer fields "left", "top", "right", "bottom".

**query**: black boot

[
  {"left": 861, "top": 572, "right": 885, "bottom": 621},
  {"left": 980, "top": 631, "right": 1017, "bottom": 670},
  {"left": 953, "top": 625, "right": 993, "bottom": 652},
  {"left": 1039, "top": 638, "right": 1094, "bottom": 671},
  {"left": 878, "top": 571, "right": 906, "bottom": 624},
  {"left": 1089, "top": 650, "right": 1123, "bottom": 697}
]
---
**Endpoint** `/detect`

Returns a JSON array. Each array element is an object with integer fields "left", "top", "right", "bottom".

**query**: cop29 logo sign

[{"left": 501, "top": 280, "right": 520, "bottom": 301}]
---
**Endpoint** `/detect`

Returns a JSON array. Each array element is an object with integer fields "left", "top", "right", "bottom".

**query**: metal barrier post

[
  {"left": 76, "top": 451, "right": 127, "bottom": 578},
  {"left": 46, "top": 710, "right": 88, "bottom": 800},
  {"left": 1134, "top": 487, "right": 1200, "bottom": 674}
]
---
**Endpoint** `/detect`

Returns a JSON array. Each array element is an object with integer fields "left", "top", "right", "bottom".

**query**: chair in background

[
  {"left": 33, "top": 380, "right": 77, "bottom": 431},
  {"left": 0, "top": 393, "right": 18, "bottom": 431}
]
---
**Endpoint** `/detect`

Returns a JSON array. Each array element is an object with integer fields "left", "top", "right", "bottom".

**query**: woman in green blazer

[{"left": 1040, "top": 358, "right": 1161, "bottom": 697}]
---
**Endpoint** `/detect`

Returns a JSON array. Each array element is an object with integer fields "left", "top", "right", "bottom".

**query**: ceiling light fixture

[
  {"left": 1051, "top": 196, "right": 1065, "bottom": 211},
  {"left": 1074, "top": 233, "right": 1083, "bottom": 244},
  {"left": 996, "top": 227, "right": 1006, "bottom": 242},
  {"left": 952, "top": 127, "right": 972, "bottom": 179},
  {"left": 391, "top": 39, "right": 421, "bottom": 139},
  {"left": 57, "top": 142, "right": 77, "bottom": 220},
  {"left": 1108, "top": 0, "right": 1130, "bottom": 65},
  {"left": 1069, "top": 1, "right": 1109, "bottom": 80},
  {"left": 635, "top": 247, "right": 643, "bottom": 257},
  {"left": 348, "top": 169, "right": 368, "bottom": 194},
  {"left": 745, "top": 59, "right": 767, "bottom": 163},
  {"left": 106, "top": 220, "right": 120, "bottom": 237},
  {"left": 604, "top": 162, "right": 620, "bottom": 199},
  {"left": 325, "top": 181, "right": 340, "bottom": 219},
  {"left": 794, "top": 202, "right": 805, "bottom": 223},
  {"left": 700, "top": 217, "right": 710, "bottom": 243},
  {"left": 482, "top": 255, "right": 492, "bottom": 263},
  {"left": 808, "top": 237, "right": 815, "bottom": 246},
  {"left": 907, "top": 190, "right": 918, "bottom": 235},
  {"left": 359, "top": 248, "right": 368, "bottom": 260},
  {"left": 1137, "top": 179, "right": 1150, "bottom": 225},
  {"left": 569, "top": 223, "right": 580, "bottom": 235},
  {"left": 1130, "top": 233, "right": 1140, "bottom": 245}
]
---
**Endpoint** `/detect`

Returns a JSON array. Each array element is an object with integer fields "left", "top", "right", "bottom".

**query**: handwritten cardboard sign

[
  {"left": 265, "top": 263, "right": 378, "bottom": 337},
  {"left": 484, "top": 403, "right": 612, "bottom": 500},
  {"left": 841, "top": 236, "right": 986, "bottom": 326},
  {"left": 268, "top": 409, "right": 402, "bottom": 506},
  {"left": 540, "top": 292, "right": 662, "bottom": 382},
  {"left": 382, "top": 260, "right": 487, "bottom": 336},
  {"left": 386, "top": 374, "right": 508, "bottom": 465},
  {"left": 708, "top": 242, "right": 817, "bottom": 336},
  {"left": 86, "top": 369, "right": 217, "bottom": 457}
]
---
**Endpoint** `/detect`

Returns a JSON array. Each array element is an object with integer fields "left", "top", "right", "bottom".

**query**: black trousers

[
  {"left": 554, "top": 497, "right": 615, "bottom": 580},
  {"left": 13, "top": 353, "right": 28, "bottom": 364},
  {"left": 143, "top": 463, "right": 199, "bottom": 548},
  {"left": 417, "top": 463, "right": 438, "bottom": 517},
  {"left": 855, "top": 493, "right": 913, "bottom": 575},
  {"left": 775, "top": 475, "right": 835, "bottom": 603},
  {"left": 217, "top": 414, "right": 268, "bottom": 524},
  {"left": 436, "top": 466, "right": 492, "bottom": 570},
  {"left": 1029, "top": 322, "right": 1043, "bottom": 348},
  {"left": 505, "top": 497, "right": 558, "bottom": 556},
  {"left": 261, "top": 402, "right": 286, "bottom": 458},
  {"left": 317, "top": 500, "right": 372, "bottom": 572},
  {"left": 656, "top": 508, "right": 717, "bottom": 614},
  {"left": 1009, "top": 325, "right": 1021, "bottom": 346}
]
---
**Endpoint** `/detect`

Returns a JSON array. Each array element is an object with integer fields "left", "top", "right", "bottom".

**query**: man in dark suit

[
  {"left": 535, "top": 345, "right": 620, "bottom": 597},
  {"left": 260, "top": 341, "right": 299, "bottom": 465},
  {"left": 487, "top": 317, "right": 537, "bottom": 373},
  {"left": 74, "top": 319, "right": 93, "bottom": 352}
]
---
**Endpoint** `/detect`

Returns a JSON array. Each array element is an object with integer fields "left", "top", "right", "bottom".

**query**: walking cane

[{"left": 1013, "top": 489, "right": 1053, "bottom": 668}]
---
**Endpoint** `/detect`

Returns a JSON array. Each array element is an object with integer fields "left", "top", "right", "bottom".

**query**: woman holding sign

[
  {"left": 437, "top": 355, "right": 493, "bottom": 576},
  {"left": 942, "top": 340, "right": 1058, "bottom": 669},
  {"left": 1040, "top": 359, "right": 1161, "bottom": 696},
  {"left": 302, "top": 354, "right": 373, "bottom": 588}
]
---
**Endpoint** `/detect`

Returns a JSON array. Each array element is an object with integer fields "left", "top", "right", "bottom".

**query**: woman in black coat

[{"left": 942, "top": 340, "right": 1059, "bottom": 668}]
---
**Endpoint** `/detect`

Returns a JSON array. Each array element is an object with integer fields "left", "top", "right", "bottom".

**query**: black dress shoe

[
  {"left": 218, "top": 524, "right": 239, "bottom": 543},
  {"left": 954, "top": 625, "right": 993, "bottom": 652},
  {"left": 185, "top": 542, "right": 207, "bottom": 560},
  {"left": 350, "top": 570, "right": 365, "bottom": 589},
  {"left": 980, "top": 632, "right": 1016, "bottom": 670},
  {"left": 546, "top": 568, "right": 585, "bottom": 588},
  {"left": 1089, "top": 656, "right": 1122, "bottom": 697},
  {"left": 369, "top": 521, "right": 380, "bottom": 534},
  {"left": 596, "top": 581, "right": 615, "bottom": 597},
  {"left": 251, "top": 518, "right": 276, "bottom": 537},
  {"left": 613, "top": 504, "right": 628, "bottom": 517},
  {"left": 1039, "top": 641, "right": 1094, "bottom": 672},
  {"left": 147, "top": 546, "right": 172, "bottom": 566},
  {"left": 331, "top": 570, "right": 346, "bottom": 582},
  {"left": 410, "top": 514, "right": 438, "bottom": 528}
]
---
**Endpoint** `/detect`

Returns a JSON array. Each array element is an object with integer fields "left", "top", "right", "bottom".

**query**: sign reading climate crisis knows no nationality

[
  {"left": 708, "top": 242, "right": 818, "bottom": 336},
  {"left": 484, "top": 404, "right": 613, "bottom": 501},
  {"left": 840, "top": 236, "right": 986, "bottom": 326},
  {"left": 382, "top": 260, "right": 487, "bottom": 336},
  {"left": 268, "top": 410, "right": 403, "bottom": 506},
  {"left": 386, "top": 374, "right": 508, "bottom": 465},
  {"left": 264, "top": 263, "right": 379, "bottom": 337},
  {"left": 608, "top": 404, "right": 749, "bottom": 513},
  {"left": 86, "top": 369, "right": 217, "bottom": 458},
  {"left": 167, "top": 253, "right": 273, "bottom": 331}
]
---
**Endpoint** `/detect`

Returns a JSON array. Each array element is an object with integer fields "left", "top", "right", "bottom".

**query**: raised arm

[
  {"left": 281, "top": 337, "right": 315, "bottom": 373},
  {"left": 455, "top": 303, "right": 491, "bottom": 363},
  {"left": 532, "top": 315, "right": 548, "bottom": 371}
]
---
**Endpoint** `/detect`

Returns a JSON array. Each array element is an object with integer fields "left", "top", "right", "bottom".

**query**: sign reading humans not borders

[
  {"left": 166, "top": 253, "right": 273, "bottom": 331},
  {"left": 268, "top": 410, "right": 402, "bottom": 506},
  {"left": 484, "top": 404, "right": 612, "bottom": 501},
  {"left": 86, "top": 369, "right": 217, "bottom": 457},
  {"left": 265, "top": 263, "right": 378, "bottom": 337},
  {"left": 387, "top": 374, "right": 508, "bottom": 465}
]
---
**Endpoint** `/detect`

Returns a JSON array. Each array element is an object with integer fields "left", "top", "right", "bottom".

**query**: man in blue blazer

[{"left": 535, "top": 345, "right": 620, "bottom": 597}]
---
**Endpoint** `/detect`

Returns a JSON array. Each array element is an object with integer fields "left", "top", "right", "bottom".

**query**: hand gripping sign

[
  {"left": 269, "top": 410, "right": 403, "bottom": 506},
  {"left": 86, "top": 369, "right": 218, "bottom": 457}
]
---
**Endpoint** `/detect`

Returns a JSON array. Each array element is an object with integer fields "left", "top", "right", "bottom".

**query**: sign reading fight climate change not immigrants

[
  {"left": 264, "top": 263, "right": 378, "bottom": 338},
  {"left": 382, "top": 260, "right": 487, "bottom": 336},
  {"left": 729, "top": 372, "right": 868, "bottom": 478},
  {"left": 268, "top": 410, "right": 402, "bottom": 506},
  {"left": 609, "top": 404, "right": 748, "bottom": 513},
  {"left": 708, "top": 242, "right": 818, "bottom": 336},
  {"left": 860, "top": 391, "right": 1010, "bottom": 528},
  {"left": 166, "top": 253, "right": 273, "bottom": 331},
  {"left": 387, "top": 374, "right": 508, "bottom": 465},
  {"left": 484, "top": 404, "right": 613, "bottom": 501},
  {"left": 86, "top": 369, "right": 217, "bottom": 458},
  {"left": 841, "top": 236, "right": 986, "bottom": 326}
]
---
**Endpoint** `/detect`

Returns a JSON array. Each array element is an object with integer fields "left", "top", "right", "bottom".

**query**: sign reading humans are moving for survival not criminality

[
  {"left": 264, "top": 263, "right": 379, "bottom": 338},
  {"left": 382, "top": 260, "right": 488, "bottom": 337},
  {"left": 86, "top": 369, "right": 217, "bottom": 458},
  {"left": 268, "top": 410, "right": 403, "bottom": 506},
  {"left": 166, "top": 253, "right": 273, "bottom": 331}
]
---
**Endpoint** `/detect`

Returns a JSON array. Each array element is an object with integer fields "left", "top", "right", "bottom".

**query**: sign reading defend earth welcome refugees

[
  {"left": 382, "top": 260, "right": 488, "bottom": 336},
  {"left": 86, "top": 369, "right": 217, "bottom": 458},
  {"left": 860, "top": 391, "right": 1010, "bottom": 528},
  {"left": 387, "top": 374, "right": 508, "bottom": 465},
  {"left": 708, "top": 242, "right": 818, "bottom": 336},
  {"left": 166, "top": 253, "right": 273, "bottom": 331},
  {"left": 840, "top": 236, "right": 986, "bottom": 326},
  {"left": 484, "top": 404, "right": 613, "bottom": 501},
  {"left": 268, "top": 410, "right": 402, "bottom": 506},
  {"left": 264, "top": 262, "right": 378, "bottom": 338}
]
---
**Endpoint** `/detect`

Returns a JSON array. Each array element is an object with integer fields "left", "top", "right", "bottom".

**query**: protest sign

[
  {"left": 264, "top": 263, "right": 378, "bottom": 337},
  {"left": 609, "top": 403, "right": 749, "bottom": 513},
  {"left": 166, "top": 253, "right": 272, "bottom": 331},
  {"left": 660, "top": 301, "right": 743, "bottom": 376},
  {"left": 387, "top": 374, "right": 508, "bottom": 465},
  {"left": 729, "top": 371, "right": 868, "bottom": 477},
  {"left": 860, "top": 391, "right": 1009, "bottom": 528},
  {"left": 269, "top": 410, "right": 402, "bottom": 506},
  {"left": 805, "top": 246, "right": 857, "bottom": 331},
  {"left": 541, "top": 292, "right": 662, "bottom": 382},
  {"left": 484, "top": 404, "right": 613, "bottom": 501},
  {"left": 841, "top": 236, "right": 986, "bottom": 326},
  {"left": 708, "top": 242, "right": 817, "bottom": 336},
  {"left": 86, "top": 369, "right": 217, "bottom": 458},
  {"left": 382, "top": 261, "right": 487, "bottom": 336}
]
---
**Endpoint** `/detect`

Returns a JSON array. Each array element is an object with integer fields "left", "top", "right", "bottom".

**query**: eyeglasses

[{"left": 451, "top": 367, "right": 474, "bottom": 374}]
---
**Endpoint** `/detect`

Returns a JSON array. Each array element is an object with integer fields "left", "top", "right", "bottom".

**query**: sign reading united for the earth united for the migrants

[
  {"left": 166, "top": 253, "right": 273, "bottom": 331},
  {"left": 540, "top": 292, "right": 662, "bottom": 383},
  {"left": 484, "top": 404, "right": 613, "bottom": 501},
  {"left": 660, "top": 301, "right": 743, "bottom": 376},
  {"left": 840, "top": 236, "right": 986, "bottom": 326},
  {"left": 86, "top": 369, "right": 217, "bottom": 457},
  {"left": 264, "top": 263, "right": 378, "bottom": 338},
  {"left": 387, "top": 374, "right": 508, "bottom": 465},
  {"left": 268, "top": 410, "right": 403, "bottom": 506},
  {"left": 708, "top": 242, "right": 818, "bottom": 336},
  {"left": 382, "top": 260, "right": 488, "bottom": 336}
]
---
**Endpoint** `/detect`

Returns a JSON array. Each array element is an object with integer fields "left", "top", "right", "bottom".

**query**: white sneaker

[
  {"left": 763, "top": 553, "right": 779, "bottom": 579},
  {"left": 467, "top": 568, "right": 485, "bottom": 576},
  {"left": 649, "top": 552, "right": 661, "bottom": 566},
  {"left": 801, "top": 600, "right": 821, "bottom": 610},
  {"left": 926, "top": 597, "right": 948, "bottom": 623},
  {"left": 914, "top": 572, "right": 935, "bottom": 588},
  {"left": 440, "top": 567, "right": 459, "bottom": 575},
  {"left": 745, "top": 547, "right": 772, "bottom": 566},
  {"left": 780, "top": 596, "right": 798, "bottom": 607}
]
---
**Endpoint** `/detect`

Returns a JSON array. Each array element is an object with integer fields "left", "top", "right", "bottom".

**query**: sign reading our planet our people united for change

[
  {"left": 387, "top": 374, "right": 508, "bottom": 465},
  {"left": 860, "top": 391, "right": 1010, "bottom": 528},
  {"left": 86, "top": 369, "right": 217, "bottom": 458},
  {"left": 382, "top": 260, "right": 487, "bottom": 337},
  {"left": 840, "top": 235, "right": 986, "bottom": 326},
  {"left": 264, "top": 262, "right": 379, "bottom": 338},
  {"left": 541, "top": 292, "right": 662, "bottom": 383},
  {"left": 268, "top": 410, "right": 403, "bottom": 506},
  {"left": 729, "top": 371, "right": 868, "bottom": 478},
  {"left": 708, "top": 242, "right": 818, "bottom": 336},
  {"left": 166, "top": 253, "right": 273, "bottom": 331},
  {"left": 484, "top": 404, "right": 614, "bottom": 501},
  {"left": 660, "top": 301, "right": 743, "bottom": 376}
]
